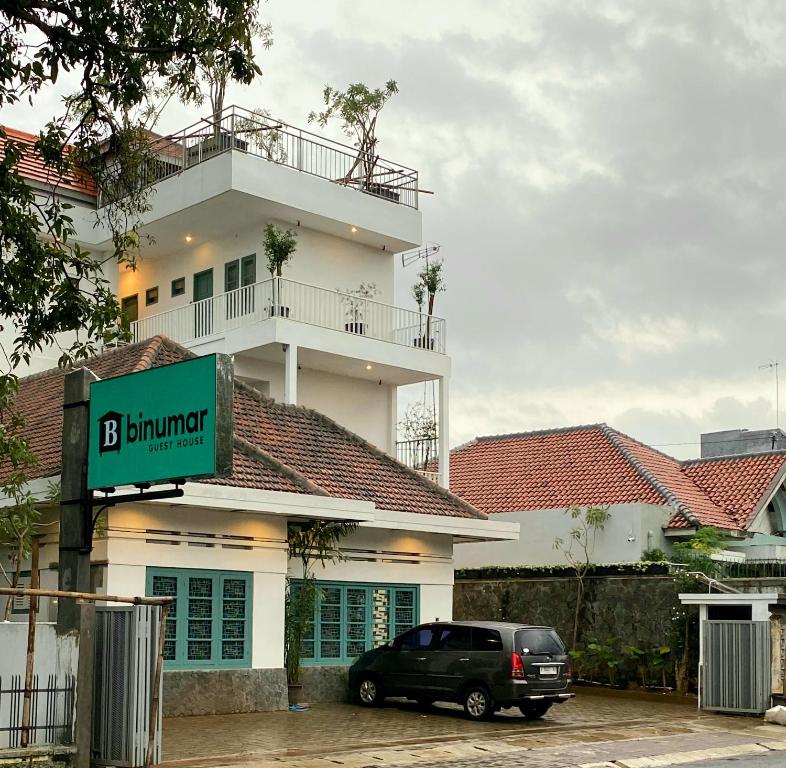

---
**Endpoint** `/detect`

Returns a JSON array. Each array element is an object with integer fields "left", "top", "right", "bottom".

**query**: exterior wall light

[
  {"left": 185, "top": 234, "right": 193, "bottom": 243},
  {"left": 365, "top": 364, "right": 373, "bottom": 370},
  {"left": 351, "top": 226, "right": 358, "bottom": 233}
]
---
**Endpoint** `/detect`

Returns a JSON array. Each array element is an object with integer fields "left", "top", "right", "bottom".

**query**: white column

[
  {"left": 438, "top": 375, "right": 450, "bottom": 488},
  {"left": 284, "top": 343, "right": 298, "bottom": 405},
  {"left": 388, "top": 385, "right": 398, "bottom": 456}
]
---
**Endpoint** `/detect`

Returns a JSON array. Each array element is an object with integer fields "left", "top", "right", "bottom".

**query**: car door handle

[
  {"left": 416, "top": 657, "right": 427, "bottom": 662},
  {"left": 459, "top": 658, "right": 470, "bottom": 662}
]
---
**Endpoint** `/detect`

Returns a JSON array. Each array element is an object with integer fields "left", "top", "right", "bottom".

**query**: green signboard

[{"left": 87, "top": 354, "right": 233, "bottom": 490}]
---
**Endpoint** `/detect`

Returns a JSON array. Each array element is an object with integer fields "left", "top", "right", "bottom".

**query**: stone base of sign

[
  {"left": 299, "top": 666, "right": 350, "bottom": 704},
  {"left": 162, "top": 668, "right": 288, "bottom": 716}
]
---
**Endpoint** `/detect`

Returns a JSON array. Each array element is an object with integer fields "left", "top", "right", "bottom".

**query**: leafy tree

[
  {"left": 412, "top": 260, "right": 445, "bottom": 343},
  {"left": 263, "top": 223, "right": 298, "bottom": 278},
  {"left": 0, "top": 0, "right": 264, "bottom": 592},
  {"left": 0, "top": 381, "right": 38, "bottom": 620},
  {"left": 553, "top": 505, "right": 611, "bottom": 648},
  {"left": 398, "top": 402, "right": 438, "bottom": 471},
  {"left": 308, "top": 80, "right": 399, "bottom": 191}
]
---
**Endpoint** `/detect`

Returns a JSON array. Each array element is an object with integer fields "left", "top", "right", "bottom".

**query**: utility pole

[
  {"left": 760, "top": 361, "right": 780, "bottom": 430},
  {"left": 58, "top": 367, "right": 97, "bottom": 632}
]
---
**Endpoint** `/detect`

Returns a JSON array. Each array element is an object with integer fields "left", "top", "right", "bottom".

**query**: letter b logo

[{"left": 98, "top": 411, "right": 123, "bottom": 454}]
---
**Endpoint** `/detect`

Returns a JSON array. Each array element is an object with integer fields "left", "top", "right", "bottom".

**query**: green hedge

[{"left": 455, "top": 561, "right": 670, "bottom": 580}]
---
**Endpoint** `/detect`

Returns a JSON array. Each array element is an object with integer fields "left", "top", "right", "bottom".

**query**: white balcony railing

[
  {"left": 99, "top": 106, "right": 419, "bottom": 209},
  {"left": 130, "top": 278, "right": 446, "bottom": 354}
]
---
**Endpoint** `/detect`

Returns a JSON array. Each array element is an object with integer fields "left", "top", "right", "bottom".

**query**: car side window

[
  {"left": 472, "top": 627, "right": 503, "bottom": 652},
  {"left": 396, "top": 627, "right": 437, "bottom": 651},
  {"left": 434, "top": 625, "right": 473, "bottom": 652}
]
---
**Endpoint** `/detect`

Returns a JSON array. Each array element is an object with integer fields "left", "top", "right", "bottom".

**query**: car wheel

[
  {"left": 357, "top": 676, "right": 384, "bottom": 707},
  {"left": 463, "top": 685, "right": 493, "bottom": 721},
  {"left": 519, "top": 701, "right": 551, "bottom": 720}
]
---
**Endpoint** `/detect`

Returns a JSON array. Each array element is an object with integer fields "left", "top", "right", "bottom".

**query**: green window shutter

[
  {"left": 241, "top": 254, "right": 256, "bottom": 287},
  {"left": 225, "top": 260, "right": 239, "bottom": 293},
  {"left": 146, "top": 568, "right": 252, "bottom": 670},
  {"left": 296, "top": 581, "right": 419, "bottom": 666}
]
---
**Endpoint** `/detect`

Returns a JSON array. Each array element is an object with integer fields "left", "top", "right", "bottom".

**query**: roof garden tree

[
  {"left": 308, "top": 80, "right": 399, "bottom": 195},
  {"left": 553, "top": 505, "right": 611, "bottom": 648},
  {"left": 0, "top": 0, "right": 263, "bottom": 581}
]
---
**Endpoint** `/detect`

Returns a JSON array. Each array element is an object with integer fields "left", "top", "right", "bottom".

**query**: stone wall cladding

[
  {"left": 299, "top": 665, "right": 350, "bottom": 703},
  {"left": 454, "top": 575, "right": 682, "bottom": 649},
  {"left": 163, "top": 668, "right": 288, "bottom": 716}
]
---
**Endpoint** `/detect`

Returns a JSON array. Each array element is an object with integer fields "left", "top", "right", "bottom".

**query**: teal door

[{"left": 193, "top": 269, "right": 213, "bottom": 336}]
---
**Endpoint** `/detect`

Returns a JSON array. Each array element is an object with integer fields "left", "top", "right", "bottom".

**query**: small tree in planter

[
  {"left": 285, "top": 520, "right": 358, "bottom": 704},
  {"left": 398, "top": 402, "right": 438, "bottom": 473},
  {"left": 412, "top": 261, "right": 445, "bottom": 349},
  {"left": 339, "top": 282, "right": 379, "bottom": 335},
  {"left": 264, "top": 223, "right": 297, "bottom": 317},
  {"left": 308, "top": 80, "right": 399, "bottom": 198}
]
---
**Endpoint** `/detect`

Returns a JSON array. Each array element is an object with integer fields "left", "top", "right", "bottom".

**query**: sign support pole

[{"left": 58, "top": 367, "right": 98, "bottom": 633}]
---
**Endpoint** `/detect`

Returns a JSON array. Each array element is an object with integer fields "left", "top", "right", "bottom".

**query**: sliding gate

[{"left": 702, "top": 620, "right": 770, "bottom": 714}]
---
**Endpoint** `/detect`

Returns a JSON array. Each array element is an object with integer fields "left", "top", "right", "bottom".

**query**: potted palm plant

[
  {"left": 412, "top": 261, "right": 444, "bottom": 349},
  {"left": 264, "top": 223, "right": 297, "bottom": 317},
  {"left": 339, "top": 282, "right": 379, "bottom": 335},
  {"left": 285, "top": 520, "right": 358, "bottom": 706}
]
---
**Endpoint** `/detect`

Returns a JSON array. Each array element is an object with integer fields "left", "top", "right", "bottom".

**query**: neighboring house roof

[
  {"left": 450, "top": 424, "right": 786, "bottom": 532},
  {"left": 12, "top": 337, "right": 483, "bottom": 520},
  {"left": 0, "top": 126, "right": 97, "bottom": 199}
]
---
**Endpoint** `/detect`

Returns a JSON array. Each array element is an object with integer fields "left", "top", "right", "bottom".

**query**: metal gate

[
  {"left": 702, "top": 620, "right": 771, "bottom": 713},
  {"left": 93, "top": 605, "right": 162, "bottom": 767}
]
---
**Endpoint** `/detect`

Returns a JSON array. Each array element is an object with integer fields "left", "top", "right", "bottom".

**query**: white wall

[
  {"left": 287, "top": 526, "right": 455, "bottom": 625},
  {"left": 103, "top": 503, "right": 288, "bottom": 669},
  {"left": 0, "top": 623, "right": 78, "bottom": 748},
  {"left": 117, "top": 216, "right": 395, "bottom": 321},
  {"left": 454, "top": 503, "right": 672, "bottom": 569}
]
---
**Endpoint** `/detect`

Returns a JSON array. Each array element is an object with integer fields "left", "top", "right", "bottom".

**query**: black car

[{"left": 348, "top": 620, "right": 574, "bottom": 721}]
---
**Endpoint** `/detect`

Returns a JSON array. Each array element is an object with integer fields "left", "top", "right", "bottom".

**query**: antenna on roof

[
  {"left": 401, "top": 242, "right": 441, "bottom": 268},
  {"left": 759, "top": 361, "right": 780, "bottom": 430}
]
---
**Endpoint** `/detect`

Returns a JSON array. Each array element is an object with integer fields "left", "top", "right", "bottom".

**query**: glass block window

[
  {"left": 295, "top": 582, "right": 418, "bottom": 666},
  {"left": 146, "top": 568, "right": 252, "bottom": 670}
]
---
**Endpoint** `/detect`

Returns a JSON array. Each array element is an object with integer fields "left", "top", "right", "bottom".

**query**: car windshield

[{"left": 516, "top": 628, "right": 565, "bottom": 655}]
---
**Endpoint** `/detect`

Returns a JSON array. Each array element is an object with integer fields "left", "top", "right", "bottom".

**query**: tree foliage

[{"left": 0, "top": 0, "right": 264, "bottom": 593}]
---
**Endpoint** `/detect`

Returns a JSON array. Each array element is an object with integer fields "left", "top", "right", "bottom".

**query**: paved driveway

[{"left": 161, "top": 688, "right": 740, "bottom": 765}]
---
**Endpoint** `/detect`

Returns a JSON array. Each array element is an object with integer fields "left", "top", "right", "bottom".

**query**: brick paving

[{"left": 160, "top": 690, "right": 783, "bottom": 768}]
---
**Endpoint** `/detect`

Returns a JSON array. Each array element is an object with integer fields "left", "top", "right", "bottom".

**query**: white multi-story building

[
  {"left": 1, "top": 111, "right": 518, "bottom": 715},
  {"left": 4, "top": 108, "right": 450, "bottom": 485}
]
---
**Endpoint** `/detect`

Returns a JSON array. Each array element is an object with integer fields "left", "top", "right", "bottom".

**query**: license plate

[{"left": 540, "top": 665, "right": 558, "bottom": 676}]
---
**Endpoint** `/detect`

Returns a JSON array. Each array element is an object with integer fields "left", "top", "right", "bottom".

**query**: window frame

[
  {"left": 145, "top": 286, "right": 159, "bottom": 306},
  {"left": 171, "top": 277, "right": 186, "bottom": 297},
  {"left": 297, "top": 581, "right": 419, "bottom": 666},
  {"left": 146, "top": 567, "right": 253, "bottom": 671}
]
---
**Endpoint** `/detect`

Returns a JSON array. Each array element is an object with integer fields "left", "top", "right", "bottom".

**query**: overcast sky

[{"left": 6, "top": 1, "right": 786, "bottom": 459}]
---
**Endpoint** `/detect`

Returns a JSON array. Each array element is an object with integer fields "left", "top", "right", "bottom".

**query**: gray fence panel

[
  {"left": 93, "top": 606, "right": 161, "bottom": 767},
  {"left": 702, "top": 620, "right": 771, "bottom": 714}
]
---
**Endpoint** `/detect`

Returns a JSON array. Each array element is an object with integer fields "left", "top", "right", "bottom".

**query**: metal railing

[
  {"left": 396, "top": 437, "right": 439, "bottom": 482},
  {"left": 131, "top": 277, "right": 446, "bottom": 353},
  {"left": 99, "top": 106, "right": 419, "bottom": 209}
]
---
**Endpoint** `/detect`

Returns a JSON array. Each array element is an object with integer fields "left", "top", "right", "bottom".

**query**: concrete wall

[
  {"left": 233, "top": 356, "right": 395, "bottom": 453},
  {"left": 701, "top": 428, "right": 786, "bottom": 458},
  {"left": 0, "top": 623, "right": 79, "bottom": 748},
  {"left": 453, "top": 503, "right": 672, "bottom": 569}
]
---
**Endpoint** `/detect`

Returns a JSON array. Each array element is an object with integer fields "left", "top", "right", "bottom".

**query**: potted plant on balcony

[
  {"left": 264, "top": 223, "right": 297, "bottom": 317},
  {"left": 412, "top": 260, "right": 445, "bottom": 349},
  {"left": 285, "top": 520, "right": 358, "bottom": 706},
  {"left": 339, "top": 282, "right": 379, "bottom": 335}
]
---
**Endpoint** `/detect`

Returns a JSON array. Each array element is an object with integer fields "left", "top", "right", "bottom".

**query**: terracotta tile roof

[
  {"left": 12, "top": 337, "right": 483, "bottom": 519},
  {"left": 449, "top": 424, "right": 786, "bottom": 532},
  {"left": 1, "top": 126, "right": 97, "bottom": 199}
]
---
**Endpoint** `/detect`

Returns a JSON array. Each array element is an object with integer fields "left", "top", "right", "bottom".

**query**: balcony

[
  {"left": 100, "top": 106, "right": 419, "bottom": 210},
  {"left": 396, "top": 437, "right": 440, "bottom": 484},
  {"left": 130, "top": 277, "right": 446, "bottom": 354}
]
